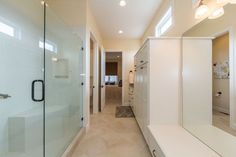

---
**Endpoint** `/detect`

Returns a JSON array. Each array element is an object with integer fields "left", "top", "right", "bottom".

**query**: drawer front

[{"left": 148, "top": 131, "right": 165, "bottom": 157}]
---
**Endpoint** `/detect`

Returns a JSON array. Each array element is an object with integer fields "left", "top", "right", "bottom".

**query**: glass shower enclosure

[{"left": 0, "top": 0, "right": 84, "bottom": 157}]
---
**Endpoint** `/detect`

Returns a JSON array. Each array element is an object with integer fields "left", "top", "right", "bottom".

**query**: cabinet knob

[{"left": 140, "top": 60, "right": 144, "bottom": 63}]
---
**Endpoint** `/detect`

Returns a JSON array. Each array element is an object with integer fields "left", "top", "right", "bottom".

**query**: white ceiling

[{"left": 88, "top": 0, "right": 163, "bottom": 39}]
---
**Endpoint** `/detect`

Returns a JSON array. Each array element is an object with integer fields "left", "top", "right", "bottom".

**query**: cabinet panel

[
  {"left": 135, "top": 44, "right": 149, "bottom": 68},
  {"left": 135, "top": 66, "right": 142, "bottom": 126},
  {"left": 133, "top": 67, "right": 140, "bottom": 118},
  {"left": 134, "top": 38, "right": 181, "bottom": 157},
  {"left": 134, "top": 64, "right": 148, "bottom": 140},
  {"left": 141, "top": 64, "right": 148, "bottom": 141}
]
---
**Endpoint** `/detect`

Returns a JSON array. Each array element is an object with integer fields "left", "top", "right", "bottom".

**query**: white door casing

[{"left": 100, "top": 47, "right": 106, "bottom": 110}]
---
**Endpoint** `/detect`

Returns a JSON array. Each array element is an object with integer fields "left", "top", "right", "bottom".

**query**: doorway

[
  {"left": 212, "top": 32, "right": 236, "bottom": 136},
  {"left": 105, "top": 52, "right": 122, "bottom": 105}
]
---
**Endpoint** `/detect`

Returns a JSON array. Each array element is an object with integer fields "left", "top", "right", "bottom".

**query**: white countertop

[{"left": 148, "top": 125, "right": 220, "bottom": 157}]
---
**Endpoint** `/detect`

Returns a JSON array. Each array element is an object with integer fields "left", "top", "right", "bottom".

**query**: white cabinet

[
  {"left": 133, "top": 38, "right": 181, "bottom": 156},
  {"left": 133, "top": 37, "right": 220, "bottom": 157},
  {"left": 134, "top": 63, "right": 149, "bottom": 140}
]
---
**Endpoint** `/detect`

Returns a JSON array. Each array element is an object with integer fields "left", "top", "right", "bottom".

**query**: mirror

[{"left": 182, "top": 3, "right": 236, "bottom": 157}]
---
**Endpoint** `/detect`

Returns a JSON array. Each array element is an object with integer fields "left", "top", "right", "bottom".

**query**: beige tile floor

[
  {"left": 70, "top": 103, "right": 152, "bottom": 157},
  {"left": 213, "top": 110, "right": 236, "bottom": 136}
]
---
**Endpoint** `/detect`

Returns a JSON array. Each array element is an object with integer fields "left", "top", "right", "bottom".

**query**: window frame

[{"left": 155, "top": 6, "right": 173, "bottom": 37}]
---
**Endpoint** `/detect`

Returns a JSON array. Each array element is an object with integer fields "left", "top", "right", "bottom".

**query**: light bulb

[
  {"left": 208, "top": 7, "right": 224, "bottom": 19},
  {"left": 118, "top": 30, "right": 123, "bottom": 34},
  {"left": 119, "top": 0, "right": 127, "bottom": 7},
  {"left": 195, "top": 4, "right": 209, "bottom": 19}
]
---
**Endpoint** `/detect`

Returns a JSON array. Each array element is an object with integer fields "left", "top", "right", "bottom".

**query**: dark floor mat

[{"left": 115, "top": 106, "right": 134, "bottom": 118}]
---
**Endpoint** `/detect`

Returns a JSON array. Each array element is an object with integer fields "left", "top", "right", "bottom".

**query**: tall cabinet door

[
  {"left": 141, "top": 63, "right": 148, "bottom": 141},
  {"left": 134, "top": 66, "right": 141, "bottom": 125},
  {"left": 0, "top": 0, "right": 44, "bottom": 157}
]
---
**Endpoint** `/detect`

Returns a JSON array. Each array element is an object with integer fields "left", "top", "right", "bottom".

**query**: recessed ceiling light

[
  {"left": 119, "top": 0, "right": 127, "bottom": 7},
  {"left": 118, "top": 30, "right": 123, "bottom": 34},
  {"left": 117, "top": 56, "right": 120, "bottom": 58}
]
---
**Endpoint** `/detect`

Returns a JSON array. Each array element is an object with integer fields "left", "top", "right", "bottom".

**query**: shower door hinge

[
  {"left": 81, "top": 82, "right": 84, "bottom": 86},
  {"left": 81, "top": 117, "right": 84, "bottom": 121},
  {"left": 81, "top": 47, "right": 84, "bottom": 51}
]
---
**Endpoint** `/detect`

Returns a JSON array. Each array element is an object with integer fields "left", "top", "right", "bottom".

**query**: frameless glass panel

[
  {"left": 0, "top": 0, "right": 44, "bottom": 157},
  {"left": 44, "top": 5, "right": 84, "bottom": 157}
]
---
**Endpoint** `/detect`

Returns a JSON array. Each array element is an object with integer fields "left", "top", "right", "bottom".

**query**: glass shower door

[
  {"left": 0, "top": 0, "right": 44, "bottom": 157},
  {"left": 44, "top": 5, "right": 84, "bottom": 157}
]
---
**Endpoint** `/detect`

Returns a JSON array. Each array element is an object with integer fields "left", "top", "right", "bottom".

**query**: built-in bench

[{"left": 147, "top": 125, "right": 220, "bottom": 157}]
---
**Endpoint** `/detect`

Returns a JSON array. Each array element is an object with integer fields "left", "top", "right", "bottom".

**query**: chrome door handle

[{"left": 0, "top": 93, "right": 11, "bottom": 99}]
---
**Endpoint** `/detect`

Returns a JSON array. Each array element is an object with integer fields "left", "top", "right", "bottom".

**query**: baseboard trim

[
  {"left": 61, "top": 127, "right": 86, "bottom": 157},
  {"left": 213, "top": 106, "right": 229, "bottom": 114},
  {"left": 231, "top": 122, "right": 236, "bottom": 130}
]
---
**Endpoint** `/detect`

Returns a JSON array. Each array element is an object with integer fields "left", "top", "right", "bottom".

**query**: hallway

[{"left": 71, "top": 103, "right": 151, "bottom": 157}]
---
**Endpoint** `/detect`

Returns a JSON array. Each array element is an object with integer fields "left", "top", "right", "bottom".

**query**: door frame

[
  {"left": 99, "top": 46, "right": 106, "bottom": 111},
  {"left": 212, "top": 27, "right": 236, "bottom": 129},
  {"left": 89, "top": 32, "right": 99, "bottom": 114},
  {"left": 104, "top": 50, "right": 124, "bottom": 105}
]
